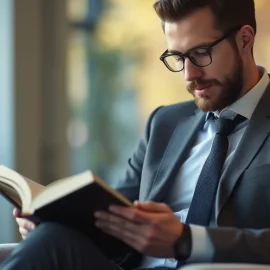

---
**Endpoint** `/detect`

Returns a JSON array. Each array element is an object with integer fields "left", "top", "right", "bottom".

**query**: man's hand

[
  {"left": 95, "top": 201, "right": 183, "bottom": 258},
  {"left": 13, "top": 208, "right": 36, "bottom": 239}
]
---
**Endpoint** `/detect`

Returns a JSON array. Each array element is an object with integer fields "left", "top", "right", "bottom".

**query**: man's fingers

[
  {"left": 16, "top": 218, "right": 36, "bottom": 239},
  {"left": 13, "top": 208, "right": 21, "bottom": 218},
  {"left": 19, "top": 227, "right": 28, "bottom": 239},
  {"left": 16, "top": 218, "right": 36, "bottom": 231},
  {"left": 134, "top": 201, "right": 171, "bottom": 213},
  {"left": 107, "top": 206, "right": 150, "bottom": 223},
  {"left": 97, "top": 222, "right": 158, "bottom": 255},
  {"left": 96, "top": 212, "right": 140, "bottom": 234},
  {"left": 98, "top": 224, "right": 144, "bottom": 250},
  {"left": 107, "top": 202, "right": 171, "bottom": 224}
]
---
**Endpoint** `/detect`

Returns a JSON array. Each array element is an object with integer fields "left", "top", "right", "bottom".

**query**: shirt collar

[{"left": 206, "top": 66, "right": 269, "bottom": 121}]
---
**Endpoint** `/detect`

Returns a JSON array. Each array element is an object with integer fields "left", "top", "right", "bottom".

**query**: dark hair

[{"left": 153, "top": 0, "right": 256, "bottom": 35}]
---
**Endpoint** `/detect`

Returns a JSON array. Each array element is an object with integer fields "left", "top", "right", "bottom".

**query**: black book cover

[{"left": 27, "top": 183, "right": 134, "bottom": 260}]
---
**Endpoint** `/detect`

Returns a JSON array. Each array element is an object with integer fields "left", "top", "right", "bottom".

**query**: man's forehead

[
  {"left": 164, "top": 19, "right": 221, "bottom": 53},
  {"left": 163, "top": 8, "right": 220, "bottom": 40}
]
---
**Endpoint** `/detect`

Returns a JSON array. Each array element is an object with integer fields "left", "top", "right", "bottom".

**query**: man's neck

[{"left": 241, "top": 63, "right": 261, "bottom": 97}]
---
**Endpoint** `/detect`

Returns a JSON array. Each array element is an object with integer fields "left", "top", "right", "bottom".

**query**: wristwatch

[{"left": 173, "top": 224, "right": 192, "bottom": 261}]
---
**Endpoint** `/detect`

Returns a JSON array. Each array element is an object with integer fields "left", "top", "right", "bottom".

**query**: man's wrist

[{"left": 173, "top": 224, "right": 192, "bottom": 261}]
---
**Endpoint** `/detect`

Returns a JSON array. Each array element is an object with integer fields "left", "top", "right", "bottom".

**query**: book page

[
  {"left": 23, "top": 176, "right": 45, "bottom": 200},
  {"left": 31, "top": 171, "right": 95, "bottom": 211},
  {"left": 0, "top": 166, "right": 39, "bottom": 214},
  {"left": 94, "top": 175, "right": 133, "bottom": 207},
  {"left": 32, "top": 171, "right": 133, "bottom": 212},
  {"left": 0, "top": 182, "right": 22, "bottom": 208}
]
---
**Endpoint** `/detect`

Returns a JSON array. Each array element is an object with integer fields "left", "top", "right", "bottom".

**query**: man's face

[{"left": 164, "top": 8, "right": 244, "bottom": 112}]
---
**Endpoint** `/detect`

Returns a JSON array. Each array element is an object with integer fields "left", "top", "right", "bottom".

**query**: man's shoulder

[
  {"left": 154, "top": 100, "right": 198, "bottom": 119},
  {"left": 146, "top": 100, "right": 199, "bottom": 132}
]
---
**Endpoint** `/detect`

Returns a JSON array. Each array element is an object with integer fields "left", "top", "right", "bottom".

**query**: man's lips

[
  {"left": 195, "top": 85, "right": 211, "bottom": 91},
  {"left": 194, "top": 85, "right": 212, "bottom": 94}
]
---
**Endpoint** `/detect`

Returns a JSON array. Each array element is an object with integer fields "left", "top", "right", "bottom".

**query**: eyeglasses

[{"left": 160, "top": 26, "right": 241, "bottom": 72}]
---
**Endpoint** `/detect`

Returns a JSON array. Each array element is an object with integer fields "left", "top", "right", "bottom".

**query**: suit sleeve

[
  {"left": 187, "top": 226, "right": 270, "bottom": 264},
  {"left": 113, "top": 106, "right": 163, "bottom": 202}
]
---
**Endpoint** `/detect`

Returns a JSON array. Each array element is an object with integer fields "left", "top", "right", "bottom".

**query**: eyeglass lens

[{"left": 164, "top": 48, "right": 212, "bottom": 71}]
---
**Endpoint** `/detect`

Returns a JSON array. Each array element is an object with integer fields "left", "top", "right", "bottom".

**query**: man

[{"left": 2, "top": 0, "right": 270, "bottom": 269}]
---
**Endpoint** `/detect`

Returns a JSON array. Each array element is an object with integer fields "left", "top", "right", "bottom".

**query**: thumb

[
  {"left": 13, "top": 208, "right": 21, "bottom": 218},
  {"left": 134, "top": 201, "right": 171, "bottom": 213}
]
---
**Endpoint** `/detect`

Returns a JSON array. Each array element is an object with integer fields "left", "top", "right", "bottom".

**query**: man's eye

[
  {"left": 173, "top": 55, "right": 183, "bottom": 62},
  {"left": 192, "top": 49, "right": 209, "bottom": 56}
]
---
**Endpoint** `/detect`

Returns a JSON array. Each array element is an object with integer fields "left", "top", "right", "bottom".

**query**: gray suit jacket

[{"left": 117, "top": 81, "right": 270, "bottom": 268}]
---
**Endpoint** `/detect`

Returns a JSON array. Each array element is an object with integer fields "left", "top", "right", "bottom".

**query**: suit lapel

[
  {"left": 147, "top": 109, "right": 205, "bottom": 202},
  {"left": 216, "top": 82, "right": 270, "bottom": 218}
]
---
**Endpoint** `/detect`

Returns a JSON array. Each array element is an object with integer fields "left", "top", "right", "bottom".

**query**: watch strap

[{"left": 173, "top": 224, "right": 192, "bottom": 261}]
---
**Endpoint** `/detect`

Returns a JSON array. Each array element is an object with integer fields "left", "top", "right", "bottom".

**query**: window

[{"left": 67, "top": 0, "right": 140, "bottom": 182}]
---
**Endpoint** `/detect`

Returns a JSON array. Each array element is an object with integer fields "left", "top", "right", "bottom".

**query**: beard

[{"left": 187, "top": 59, "right": 244, "bottom": 112}]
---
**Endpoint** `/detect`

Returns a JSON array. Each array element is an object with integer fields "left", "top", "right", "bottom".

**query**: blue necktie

[{"left": 186, "top": 114, "right": 246, "bottom": 226}]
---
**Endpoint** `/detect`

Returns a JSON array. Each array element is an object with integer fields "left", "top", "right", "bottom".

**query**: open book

[{"left": 0, "top": 165, "right": 134, "bottom": 259}]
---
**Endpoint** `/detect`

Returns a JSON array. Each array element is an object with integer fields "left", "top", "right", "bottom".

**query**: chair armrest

[
  {"left": 0, "top": 244, "right": 18, "bottom": 263},
  {"left": 179, "top": 263, "right": 270, "bottom": 270}
]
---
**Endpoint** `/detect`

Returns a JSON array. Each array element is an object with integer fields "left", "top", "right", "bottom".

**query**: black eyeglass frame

[{"left": 160, "top": 26, "right": 242, "bottom": 72}]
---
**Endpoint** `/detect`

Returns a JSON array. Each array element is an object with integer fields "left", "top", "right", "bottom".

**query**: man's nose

[{"left": 183, "top": 58, "right": 203, "bottom": 82}]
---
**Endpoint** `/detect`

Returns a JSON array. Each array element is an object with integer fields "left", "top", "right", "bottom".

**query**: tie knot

[{"left": 213, "top": 114, "right": 246, "bottom": 136}]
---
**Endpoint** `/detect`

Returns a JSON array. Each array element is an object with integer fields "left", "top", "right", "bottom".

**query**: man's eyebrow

[
  {"left": 168, "top": 49, "right": 183, "bottom": 54},
  {"left": 168, "top": 41, "right": 214, "bottom": 54}
]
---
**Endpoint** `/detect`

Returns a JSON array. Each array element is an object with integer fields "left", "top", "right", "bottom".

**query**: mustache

[{"left": 187, "top": 79, "right": 221, "bottom": 92}]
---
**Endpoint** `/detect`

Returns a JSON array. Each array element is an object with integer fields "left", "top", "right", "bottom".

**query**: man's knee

[
  {"left": 24, "top": 222, "right": 89, "bottom": 250},
  {"left": 30, "top": 222, "right": 75, "bottom": 238}
]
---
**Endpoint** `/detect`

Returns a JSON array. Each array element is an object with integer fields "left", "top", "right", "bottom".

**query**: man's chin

[{"left": 194, "top": 96, "right": 220, "bottom": 112}]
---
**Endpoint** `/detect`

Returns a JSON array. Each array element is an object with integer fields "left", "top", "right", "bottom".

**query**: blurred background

[{"left": 0, "top": 0, "right": 269, "bottom": 243}]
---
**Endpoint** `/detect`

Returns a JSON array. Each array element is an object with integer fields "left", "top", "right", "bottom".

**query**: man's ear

[{"left": 239, "top": 25, "right": 255, "bottom": 52}]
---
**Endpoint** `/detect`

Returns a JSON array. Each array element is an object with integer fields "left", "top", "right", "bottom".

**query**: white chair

[
  {"left": 0, "top": 243, "right": 18, "bottom": 263},
  {"left": 1, "top": 245, "right": 270, "bottom": 269},
  {"left": 179, "top": 263, "right": 270, "bottom": 270}
]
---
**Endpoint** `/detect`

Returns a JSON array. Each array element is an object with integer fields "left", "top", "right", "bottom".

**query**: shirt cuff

[{"left": 187, "top": 225, "right": 214, "bottom": 263}]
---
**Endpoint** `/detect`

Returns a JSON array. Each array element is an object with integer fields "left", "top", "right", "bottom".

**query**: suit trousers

[{"left": 0, "top": 222, "right": 172, "bottom": 270}]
